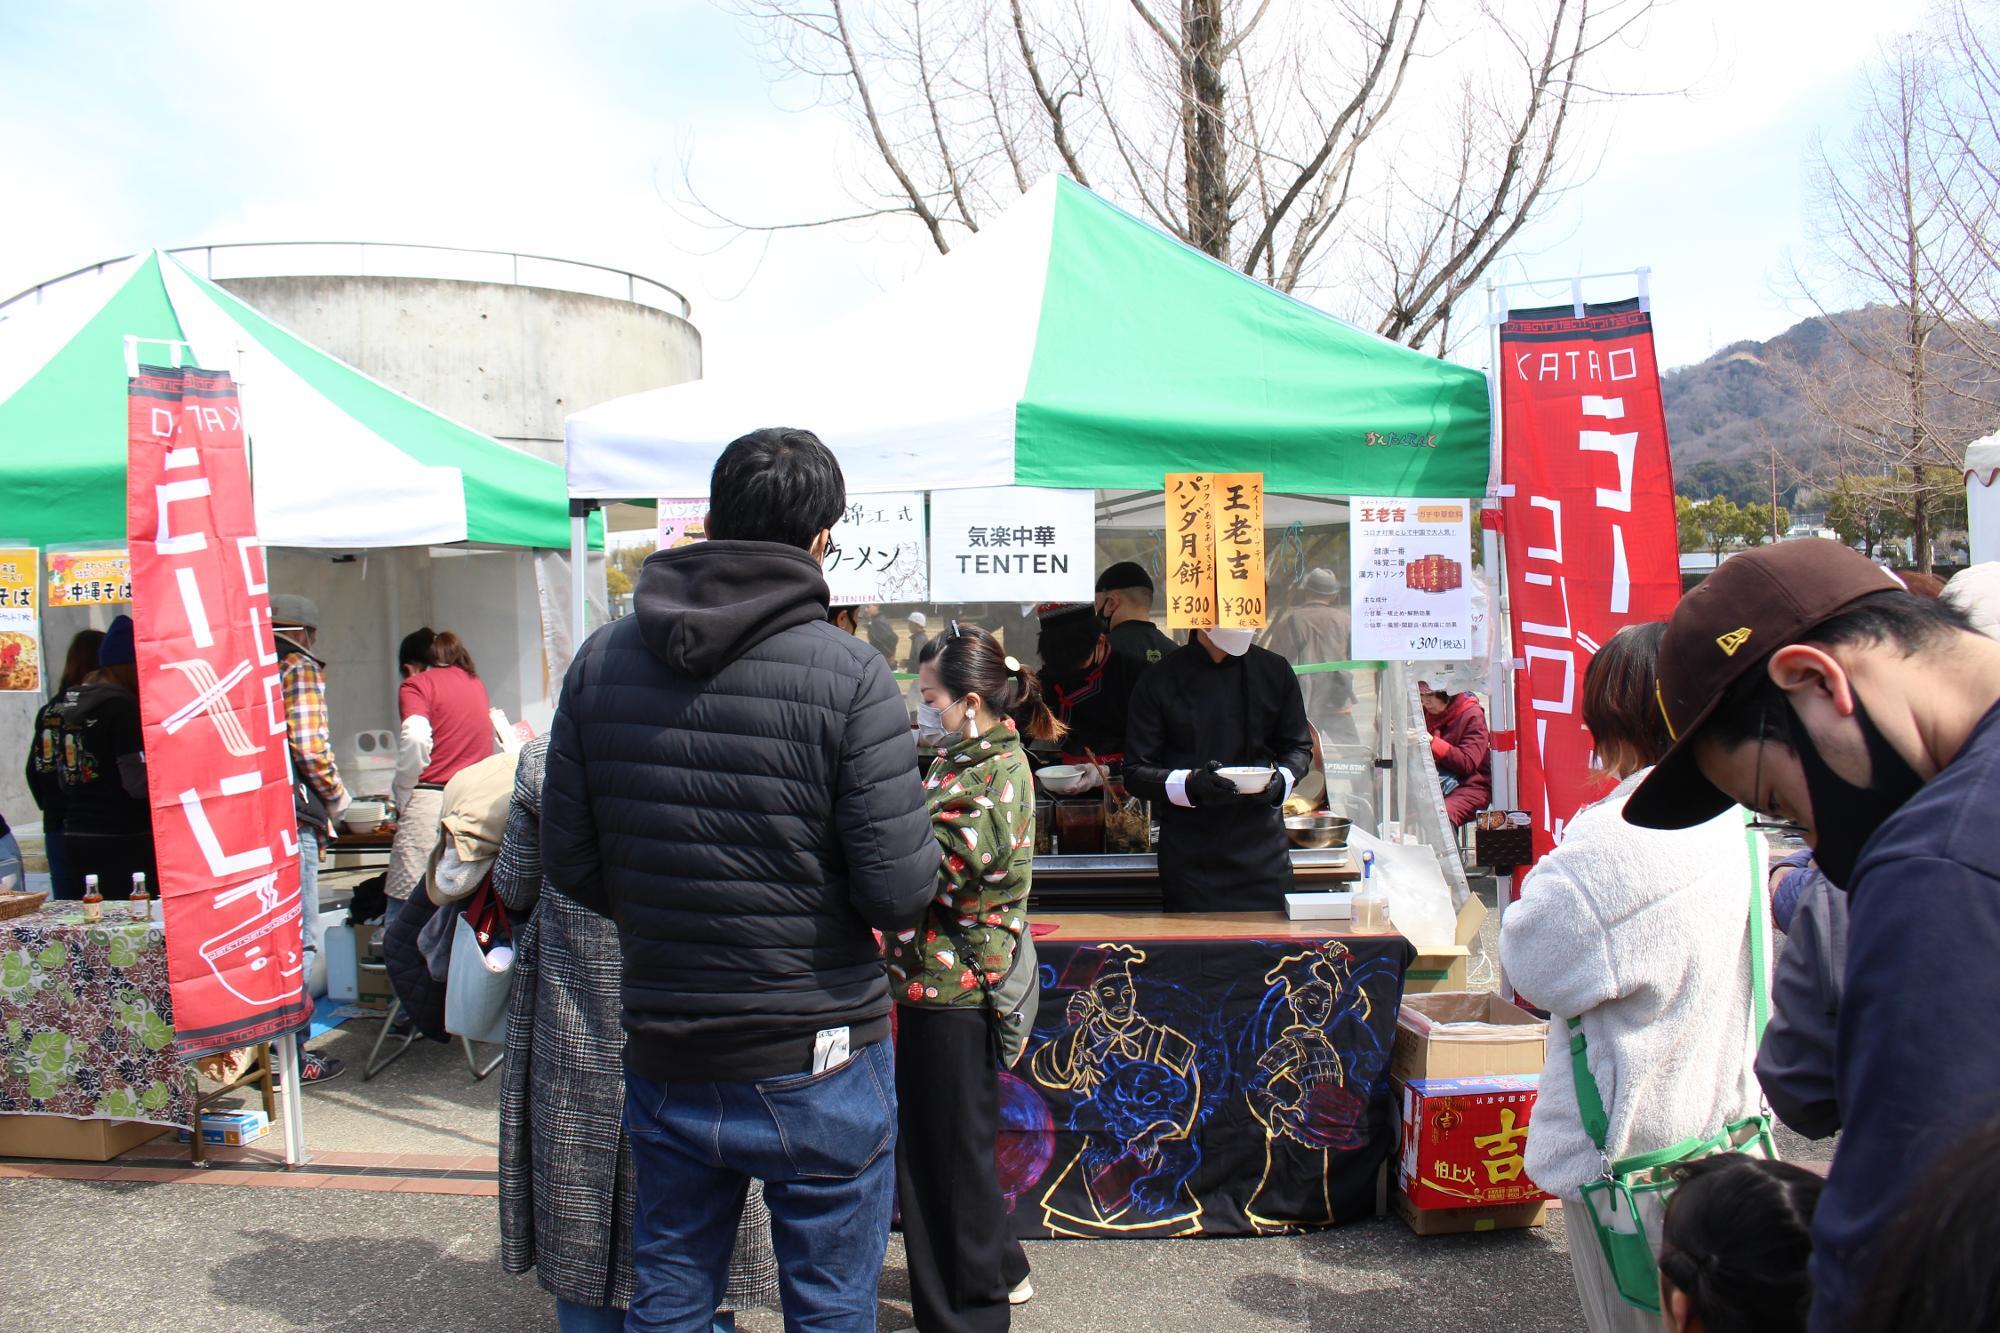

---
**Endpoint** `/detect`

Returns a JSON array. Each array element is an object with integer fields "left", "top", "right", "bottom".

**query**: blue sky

[{"left": 0, "top": 0, "right": 1932, "bottom": 378}]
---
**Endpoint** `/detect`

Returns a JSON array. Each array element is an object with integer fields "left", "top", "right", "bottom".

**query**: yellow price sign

[
  {"left": 47, "top": 548, "right": 132, "bottom": 607},
  {"left": 1210, "top": 472, "right": 1267, "bottom": 629},
  {"left": 1163, "top": 473, "right": 1217, "bottom": 629}
]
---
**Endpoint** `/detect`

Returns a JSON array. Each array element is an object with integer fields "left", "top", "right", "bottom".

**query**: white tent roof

[{"left": 1967, "top": 431, "right": 2000, "bottom": 484}]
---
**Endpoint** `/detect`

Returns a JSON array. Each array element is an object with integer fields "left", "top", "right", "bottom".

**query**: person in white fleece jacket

[{"left": 1500, "top": 623, "right": 1763, "bottom": 1333}]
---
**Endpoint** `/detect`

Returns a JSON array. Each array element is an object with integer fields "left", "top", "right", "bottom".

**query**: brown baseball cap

[{"left": 1623, "top": 539, "right": 1905, "bottom": 829}]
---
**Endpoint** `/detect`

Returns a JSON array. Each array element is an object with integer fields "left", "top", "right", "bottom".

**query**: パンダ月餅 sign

[
  {"left": 928, "top": 487, "right": 1094, "bottom": 603},
  {"left": 654, "top": 498, "right": 706, "bottom": 550},
  {"left": 1348, "top": 499, "right": 1474, "bottom": 661},
  {"left": 825, "top": 492, "right": 929, "bottom": 605},
  {"left": 127, "top": 366, "right": 310, "bottom": 1058},
  {"left": 1496, "top": 297, "right": 1680, "bottom": 861},
  {"left": 1163, "top": 472, "right": 1269, "bottom": 630}
]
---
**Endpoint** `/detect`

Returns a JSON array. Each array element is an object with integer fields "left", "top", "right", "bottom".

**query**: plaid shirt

[{"left": 279, "top": 648, "right": 347, "bottom": 807}]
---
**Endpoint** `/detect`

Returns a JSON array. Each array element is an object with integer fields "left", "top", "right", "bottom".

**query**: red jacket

[{"left": 1426, "top": 691, "right": 1492, "bottom": 807}]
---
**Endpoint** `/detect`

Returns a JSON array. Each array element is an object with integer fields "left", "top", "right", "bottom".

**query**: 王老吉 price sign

[{"left": 1348, "top": 498, "right": 1473, "bottom": 661}]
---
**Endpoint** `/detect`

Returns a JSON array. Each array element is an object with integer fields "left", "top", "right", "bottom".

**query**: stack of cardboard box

[{"left": 1391, "top": 991, "right": 1552, "bottom": 1235}]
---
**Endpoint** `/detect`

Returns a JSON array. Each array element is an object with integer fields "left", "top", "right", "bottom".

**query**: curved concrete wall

[{"left": 217, "top": 275, "right": 702, "bottom": 464}]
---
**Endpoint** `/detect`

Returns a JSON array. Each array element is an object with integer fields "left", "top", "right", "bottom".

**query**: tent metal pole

[
  {"left": 274, "top": 1038, "right": 306, "bottom": 1166},
  {"left": 568, "top": 505, "right": 591, "bottom": 664},
  {"left": 1486, "top": 278, "right": 1519, "bottom": 1001},
  {"left": 383, "top": 557, "right": 401, "bottom": 725}
]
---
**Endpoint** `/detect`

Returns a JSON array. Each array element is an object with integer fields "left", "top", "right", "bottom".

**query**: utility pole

[{"left": 1769, "top": 443, "right": 1782, "bottom": 544}]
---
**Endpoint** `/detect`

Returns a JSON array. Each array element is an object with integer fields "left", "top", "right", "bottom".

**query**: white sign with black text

[
  {"left": 928, "top": 487, "right": 1096, "bottom": 603},
  {"left": 824, "top": 492, "right": 930, "bottom": 605},
  {"left": 1348, "top": 497, "right": 1475, "bottom": 661}
]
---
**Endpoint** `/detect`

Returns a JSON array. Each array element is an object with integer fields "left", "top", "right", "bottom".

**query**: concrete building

[{"left": 0, "top": 245, "right": 697, "bottom": 843}]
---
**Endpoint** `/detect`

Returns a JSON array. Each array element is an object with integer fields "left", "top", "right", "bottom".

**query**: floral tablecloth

[{"left": 0, "top": 902, "right": 192, "bottom": 1128}]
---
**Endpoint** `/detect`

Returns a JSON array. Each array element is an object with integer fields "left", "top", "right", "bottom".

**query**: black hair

[
  {"left": 60, "top": 629, "right": 107, "bottom": 693},
  {"left": 1036, "top": 610, "right": 1101, "bottom": 681},
  {"left": 1705, "top": 591, "right": 1976, "bottom": 752},
  {"left": 1853, "top": 1113, "right": 2000, "bottom": 1333},
  {"left": 706, "top": 427, "right": 846, "bottom": 551},
  {"left": 398, "top": 627, "right": 436, "bottom": 671},
  {"left": 1657, "top": 1154, "right": 1823, "bottom": 1333},
  {"left": 1583, "top": 621, "right": 1671, "bottom": 779},
  {"left": 921, "top": 623, "right": 1066, "bottom": 743}
]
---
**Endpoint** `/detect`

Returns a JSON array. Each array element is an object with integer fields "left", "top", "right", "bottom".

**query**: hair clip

[
  {"left": 949, "top": 619, "right": 963, "bottom": 639},
  {"left": 1003, "top": 655, "right": 1022, "bottom": 675}
]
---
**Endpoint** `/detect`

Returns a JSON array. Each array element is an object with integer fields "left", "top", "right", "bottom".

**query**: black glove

[
  {"left": 1184, "top": 762, "right": 1242, "bottom": 806},
  {"left": 1259, "top": 770, "right": 1290, "bottom": 806}
]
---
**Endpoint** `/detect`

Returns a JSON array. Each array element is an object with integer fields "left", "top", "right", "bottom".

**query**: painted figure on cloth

[
  {"left": 1028, "top": 944, "right": 1205, "bottom": 1236},
  {"left": 1244, "top": 941, "right": 1389, "bottom": 1232}
]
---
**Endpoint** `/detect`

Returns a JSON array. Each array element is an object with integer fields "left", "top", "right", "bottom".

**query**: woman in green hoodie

[{"left": 888, "top": 623, "right": 1063, "bottom": 1332}]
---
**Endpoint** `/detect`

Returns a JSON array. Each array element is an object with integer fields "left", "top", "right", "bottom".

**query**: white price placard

[
  {"left": 928, "top": 487, "right": 1095, "bottom": 603},
  {"left": 1348, "top": 498, "right": 1474, "bottom": 661}
]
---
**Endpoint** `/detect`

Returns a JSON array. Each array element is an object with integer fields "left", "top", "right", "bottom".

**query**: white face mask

[
  {"left": 915, "top": 702, "right": 948, "bottom": 747},
  {"left": 1206, "top": 628, "right": 1255, "bottom": 657}
]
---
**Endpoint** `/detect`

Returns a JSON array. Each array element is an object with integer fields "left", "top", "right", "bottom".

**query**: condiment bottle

[
  {"left": 81, "top": 874, "right": 103, "bottom": 922},
  {"left": 129, "top": 872, "right": 150, "bottom": 921},
  {"left": 1351, "top": 851, "right": 1387, "bottom": 934}
]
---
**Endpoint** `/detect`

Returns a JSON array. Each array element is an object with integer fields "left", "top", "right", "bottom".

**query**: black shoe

[{"left": 296, "top": 1050, "right": 346, "bottom": 1085}]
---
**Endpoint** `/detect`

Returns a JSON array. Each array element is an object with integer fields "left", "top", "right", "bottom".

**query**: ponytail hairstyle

[
  {"left": 1657, "top": 1154, "right": 1823, "bottom": 1333},
  {"left": 922, "top": 622, "right": 1067, "bottom": 744},
  {"left": 427, "top": 631, "right": 479, "bottom": 678}
]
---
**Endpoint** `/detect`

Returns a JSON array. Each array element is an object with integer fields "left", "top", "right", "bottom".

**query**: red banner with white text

[
  {"left": 1497, "top": 299, "right": 1680, "bottom": 862},
  {"left": 128, "top": 366, "right": 309, "bottom": 1058}
]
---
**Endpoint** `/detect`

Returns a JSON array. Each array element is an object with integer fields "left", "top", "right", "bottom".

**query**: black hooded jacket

[{"left": 542, "top": 540, "right": 937, "bottom": 1083}]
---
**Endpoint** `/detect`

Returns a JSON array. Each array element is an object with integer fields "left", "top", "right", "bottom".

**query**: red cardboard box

[{"left": 1397, "top": 1074, "right": 1551, "bottom": 1212}]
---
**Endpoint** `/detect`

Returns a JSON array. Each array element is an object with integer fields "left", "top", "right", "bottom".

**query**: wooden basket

[{"left": 0, "top": 891, "right": 48, "bottom": 922}]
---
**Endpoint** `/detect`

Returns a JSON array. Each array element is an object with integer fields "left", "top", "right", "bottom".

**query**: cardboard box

[
  {"left": 352, "top": 923, "right": 395, "bottom": 1006},
  {"left": 1393, "top": 1187, "right": 1546, "bottom": 1235},
  {"left": 177, "top": 1108, "right": 271, "bottom": 1147},
  {"left": 1396, "top": 1074, "right": 1551, "bottom": 1212},
  {"left": 1403, "top": 946, "right": 1471, "bottom": 996},
  {"left": 1392, "top": 991, "right": 1547, "bottom": 1084},
  {"left": 0, "top": 1113, "right": 169, "bottom": 1162}
]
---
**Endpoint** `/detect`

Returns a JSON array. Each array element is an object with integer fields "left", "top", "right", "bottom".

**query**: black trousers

[
  {"left": 895, "top": 1005, "right": 1031, "bottom": 1333},
  {"left": 59, "top": 831, "right": 156, "bottom": 902}
]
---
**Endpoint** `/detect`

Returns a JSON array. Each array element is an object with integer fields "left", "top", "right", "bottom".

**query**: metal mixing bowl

[{"left": 1284, "top": 813, "right": 1353, "bottom": 849}]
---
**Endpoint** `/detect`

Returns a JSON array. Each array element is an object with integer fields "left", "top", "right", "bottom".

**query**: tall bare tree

[
  {"left": 702, "top": 0, "right": 1669, "bottom": 351},
  {"left": 1782, "top": 36, "right": 1997, "bottom": 571}
]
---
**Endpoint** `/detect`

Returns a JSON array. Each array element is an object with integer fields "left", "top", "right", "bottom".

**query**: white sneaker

[{"left": 1009, "top": 1277, "right": 1035, "bottom": 1306}]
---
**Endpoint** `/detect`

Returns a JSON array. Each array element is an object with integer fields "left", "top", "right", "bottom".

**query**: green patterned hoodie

[{"left": 885, "top": 719, "right": 1035, "bottom": 1008}]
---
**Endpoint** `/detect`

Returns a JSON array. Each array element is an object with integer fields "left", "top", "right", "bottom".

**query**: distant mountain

[
  {"left": 1661, "top": 310, "right": 1998, "bottom": 508},
  {"left": 1662, "top": 315, "right": 1846, "bottom": 507}
]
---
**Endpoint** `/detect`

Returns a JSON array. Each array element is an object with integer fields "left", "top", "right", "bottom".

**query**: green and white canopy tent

[
  {"left": 0, "top": 251, "right": 582, "bottom": 551},
  {"left": 565, "top": 175, "right": 1490, "bottom": 505},
  {"left": 0, "top": 253, "right": 594, "bottom": 816}
]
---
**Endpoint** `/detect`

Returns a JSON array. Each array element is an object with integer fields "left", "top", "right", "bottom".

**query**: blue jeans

[
  {"left": 555, "top": 1300, "right": 733, "bottom": 1332},
  {"left": 296, "top": 820, "right": 320, "bottom": 996},
  {"left": 624, "top": 1039, "right": 897, "bottom": 1332}
]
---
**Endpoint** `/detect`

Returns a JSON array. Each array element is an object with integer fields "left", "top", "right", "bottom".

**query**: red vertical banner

[
  {"left": 128, "top": 366, "right": 308, "bottom": 1058},
  {"left": 1498, "top": 298, "right": 1680, "bottom": 862}
]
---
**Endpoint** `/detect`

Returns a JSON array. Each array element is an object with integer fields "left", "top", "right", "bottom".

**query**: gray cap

[
  {"left": 1302, "top": 567, "right": 1340, "bottom": 597},
  {"left": 270, "top": 593, "right": 320, "bottom": 631}
]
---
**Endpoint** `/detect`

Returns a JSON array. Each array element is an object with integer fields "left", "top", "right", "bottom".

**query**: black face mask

[{"left": 1787, "top": 689, "right": 1925, "bottom": 890}]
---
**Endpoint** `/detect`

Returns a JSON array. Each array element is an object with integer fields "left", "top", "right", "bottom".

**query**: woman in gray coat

[{"left": 497, "top": 736, "right": 778, "bottom": 1331}]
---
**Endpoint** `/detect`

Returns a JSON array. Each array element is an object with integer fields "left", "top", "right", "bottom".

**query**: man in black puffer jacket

[{"left": 543, "top": 427, "right": 936, "bottom": 1331}]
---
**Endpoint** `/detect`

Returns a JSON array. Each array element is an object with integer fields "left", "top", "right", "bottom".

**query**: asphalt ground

[{"left": 1, "top": 878, "right": 1835, "bottom": 1330}]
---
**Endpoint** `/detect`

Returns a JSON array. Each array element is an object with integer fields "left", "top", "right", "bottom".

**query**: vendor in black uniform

[
  {"left": 1124, "top": 625, "right": 1313, "bottom": 913},
  {"left": 1036, "top": 602, "right": 1144, "bottom": 766},
  {"left": 1095, "top": 562, "right": 1180, "bottom": 669}
]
